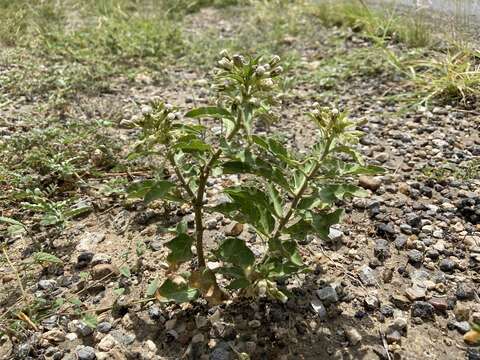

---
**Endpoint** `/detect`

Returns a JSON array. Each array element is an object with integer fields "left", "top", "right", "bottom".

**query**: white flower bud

[
  {"left": 141, "top": 105, "right": 152, "bottom": 115},
  {"left": 232, "top": 54, "right": 244, "bottom": 67},
  {"left": 260, "top": 78, "right": 274, "bottom": 88},
  {"left": 164, "top": 103, "right": 173, "bottom": 110},
  {"left": 331, "top": 108, "right": 339, "bottom": 115},
  {"left": 270, "top": 66, "right": 283, "bottom": 76},
  {"left": 269, "top": 55, "right": 281, "bottom": 66},
  {"left": 312, "top": 109, "right": 320, "bottom": 117},
  {"left": 264, "top": 64, "right": 271, "bottom": 71},
  {"left": 312, "top": 102, "right": 319, "bottom": 108},
  {"left": 166, "top": 112, "right": 176, "bottom": 120},
  {"left": 255, "top": 65, "right": 266, "bottom": 76},
  {"left": 218, "top": 57, "right": 233, "bottom": 70}
]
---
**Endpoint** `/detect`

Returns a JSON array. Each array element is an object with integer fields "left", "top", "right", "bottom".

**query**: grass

[{"left": 310, "top": 0, "right": 433, "bottom": 48}]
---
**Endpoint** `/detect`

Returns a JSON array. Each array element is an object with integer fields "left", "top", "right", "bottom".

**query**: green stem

[
  {"left": 194, "top": 119, "right": 242, "bottom": 268},
  {"left": 269, "top": 136, "right": 334, "bottom": 245},
  {"left": 167, "top": 153, "right": 195, "bottom": 199}
]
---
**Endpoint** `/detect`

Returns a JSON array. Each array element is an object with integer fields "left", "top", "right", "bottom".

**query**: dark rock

[
  {"left": 456, "top": 283, "right": 474, "bottom": 300},
  {"left": 376, "top": 223, "right": 395, "bottom": 240},
  {"left": 411, "top": 301, "right": 435, "bottom": 320},
  {"left": 77, "top": 252, "right": 94, "bottom": 268},
  {"left": 380, "top": 305, "right": 394, "bottom": 317},
  {"left": 439, "top": 258, "right": 456, "bottom": 273},
  {"left": 395, "top": 235, "right": 408, "bottom": 249},
  {"left": 407, "top": 250, "right": 423, "bottom": 265},
  {"left": 210, "top": 341, "right": 232, "bottom": 360},
  {"left": 96, "top": 322, "right": 112, "bottom": 333},
  {"left": 374, "top": 239, "right": 390, "bottom": 260},
  {"left": 390, "top": 294, "right": 410, "bottom": 310}
]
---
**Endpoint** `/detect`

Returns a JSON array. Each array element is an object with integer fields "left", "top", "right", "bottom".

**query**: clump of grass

[
  {"left": 404, "top": 49, "right": 480, "bottom": 106},
  {"left": 310, "top": 0, "right": 432, "bottom": 48}
]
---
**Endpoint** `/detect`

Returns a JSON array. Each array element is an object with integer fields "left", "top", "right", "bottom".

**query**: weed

[
  {"left": 311, "top": 0, "right": 432, "bottom": 48},
  {"left": 128, "top": 52, "right": 382, "bottom": 304}
]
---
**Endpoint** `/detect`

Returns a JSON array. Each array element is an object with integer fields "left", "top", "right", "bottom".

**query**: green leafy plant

[
  {"left": 21, "top": 188, "right": 91, "bottom": 230},
  {"left": 128, "top": 51, "right": 382, "bottom": 304}
]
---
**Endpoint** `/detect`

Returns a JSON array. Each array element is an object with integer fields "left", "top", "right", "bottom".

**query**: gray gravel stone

[{"left": 76, "top": 346, "right": 96, "bottom": 360}]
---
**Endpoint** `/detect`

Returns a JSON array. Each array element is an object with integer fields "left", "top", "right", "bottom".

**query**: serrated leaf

[
  {"left": 33, "top": 252, "right": 63, "bottom": 265},
  {"left": 185, "top": 106, "right": 232, "bottom": 119},
  {"left": 144, "top": 180, "right": 175, "bottom": 204},
  {"left": 216, "top": 237, "right": 255, "bottom": 268},
  {"left": 156, "top": 278, "right": 198, "bottom": 303},
  {"left": 165, "top": 233, "right": 194, "bottom": 266},
  {"left": 146, "top": 279, "right": 159, "bottom": 297}
]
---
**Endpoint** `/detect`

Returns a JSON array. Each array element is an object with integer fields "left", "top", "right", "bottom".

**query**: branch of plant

[
  {"left": 270, "top": 136, "right": 334, "bottom": 241},
  {"left": 193, "top": 116, "right": 243, "bottom": 268}
]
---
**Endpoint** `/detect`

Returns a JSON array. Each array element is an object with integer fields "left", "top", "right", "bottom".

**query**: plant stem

[
  {"left": 168, "top": 153, "right": 195, "bottom": 199},
  {"left": 270, "top": 136, "right": 334, "bottom": 241},
  {"left": 193, "top": 121, "right": 242, "bottom": 268}
]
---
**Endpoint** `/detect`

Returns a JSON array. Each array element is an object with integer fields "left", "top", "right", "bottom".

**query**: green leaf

[
  {"left": 113, "top": 287, "right": 125, "bottom": 296},
  {"left": 40, "top": 214, "right": 61, "bottom": 226},
  {"left": 267, "top": 184, "right": 283, "bottom": 218},
  {"left": 127, "top": 180, "right": 156, "bottom": 198},
  {"left": 144, "top": 180, "right": 175, "bottom": 204},
  {"left": 311, "top": 209, "right": 344, "bottom": 240},
  {"left": 282, "top": 240, "right": 303, "bottom": 266},
  {"left": 157, "top": 278, "right": 199, "bottom": 303},
  {"left": 174, "top": 137, "right": 211, "bottom": 153},
  {"left": 64, "top": 205, "right": 92, "bottom": 219},
  {"left": 82, "top": 313, "right": 98, "bottom": 329},
  {"left": 319, "top": 184, "right": 368, "bottom": 203},
  {"left": 33, "top": 252, "right": 63, "bottom": 265},
  {"left": 119, "top": 266, "right": 131, "bottom": 277},
  {"left": 0, "top": 217, "right": 26, "bottom": 236},
  {"left": 146, "top": 279, "right": 159, "bottom": 297},
  {"left": 333, "top": 145, "right": 364, "bottom": 165},
  {"left": 216, "top": 238, "right": 255, "bottom": 268},
  {"left": 185, "top": 106, "right": 232, "bottom": 119},
  {"left": 165, "top": 233, "right": 194, "bottom": 265}
]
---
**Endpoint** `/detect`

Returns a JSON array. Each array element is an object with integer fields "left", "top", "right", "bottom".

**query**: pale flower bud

[
  {"left": 141, "top": 105, "right": 152, "bottom": 115},
  {"left": 255, "top": 65, "right": 266, "bottom": 77},
  {"left": 264, "top": 64, "right": 271, "bottom": 71},
  {"left": 331, "top": 108, "right": 339, "bottom": 116},
  {"left": 164, "top": 103, "right": 173, "bottom": 110},
  {"left": 232, "top": 54, "right": 245, "bottom": 67},
  {"left": 260, "top": 78, "right": 274, "bottom": 88},
  {"left": 269, "top": 55, "right": 281, "bottom": 66},
  {"left": 312, "top": 102, "right": 319, "bottom": 108},
  {"left": 270, "top": 66, "right": 283, "bottom": 76},
  {"left": 166, "top": 112, "right": 176, "bottom": 120},
  {"left": 218, "top": 57, "right": 233, "bottom": 70},
  {"left": 312, "top": 109, "right": 320, "bottom": 117}
]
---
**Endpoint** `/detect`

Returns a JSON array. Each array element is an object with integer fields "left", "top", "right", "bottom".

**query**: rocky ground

[{"left": 1, "top": 3, "right": 480, "bottom": 360}]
